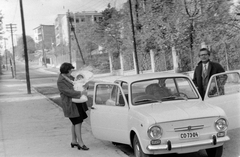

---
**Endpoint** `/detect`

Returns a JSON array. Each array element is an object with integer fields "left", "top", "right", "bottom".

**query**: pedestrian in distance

[
  {"left": 57, "top": 62, "right": 89, "bottom": 151},
  {"left": 193, "top": 48, "right": 225, "bottom": 100}
]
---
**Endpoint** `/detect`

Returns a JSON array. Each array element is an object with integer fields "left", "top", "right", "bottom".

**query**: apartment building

[
  {"left": 55, "top": 14, "right": 69, "bottom": 48},
  {"left": 33, "top": 25, "right": 55, "bottom": 50},
  {"left": 71, "top": 11, "right": 102, "bottom": 24}
]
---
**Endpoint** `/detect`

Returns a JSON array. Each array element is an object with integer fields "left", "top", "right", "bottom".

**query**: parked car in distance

[{"left": 90, "top": 71, "right": 235, "bottom": 157}]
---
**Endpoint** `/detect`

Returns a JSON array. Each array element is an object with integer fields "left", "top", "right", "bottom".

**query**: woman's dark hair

[{"left": 60, "top": 62, "right": 75, "bottom": 74}]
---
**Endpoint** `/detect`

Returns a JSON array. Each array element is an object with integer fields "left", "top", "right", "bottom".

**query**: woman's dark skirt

[{"left": 69, "top": 102, "right": 88, "bottom": 125}]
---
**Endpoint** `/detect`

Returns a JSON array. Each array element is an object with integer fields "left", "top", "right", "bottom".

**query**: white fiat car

[{"left": 90, "top": 71, "right": 240, "bottom": 157}]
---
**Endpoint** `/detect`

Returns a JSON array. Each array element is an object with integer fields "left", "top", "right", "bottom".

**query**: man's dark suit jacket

[{"left": 193, "top": 61, "right": 225, "bottom": 100}]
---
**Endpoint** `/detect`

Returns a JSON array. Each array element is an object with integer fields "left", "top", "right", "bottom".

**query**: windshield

[{"left": 131, "top": 77, "right": 199, "bottom": 105}]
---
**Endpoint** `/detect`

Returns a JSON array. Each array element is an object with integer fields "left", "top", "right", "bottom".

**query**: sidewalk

[{"left": 0, "top": 70, "right": 128, "bottom": 157}]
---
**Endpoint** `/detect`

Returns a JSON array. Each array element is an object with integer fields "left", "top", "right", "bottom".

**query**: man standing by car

[{"left": 193, "top": 48, "right": 225, "bottom": 100}]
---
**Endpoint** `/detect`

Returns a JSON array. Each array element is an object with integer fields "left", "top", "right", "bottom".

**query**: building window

[
  {"left": 76, "top": 18, "right": 79, "bottom": 23},
  {"left": 69, "top": 17, "right": 74, "bottom": 22},
  {"left": 81, "top": 18, "right": 85, "bottom": 22}
]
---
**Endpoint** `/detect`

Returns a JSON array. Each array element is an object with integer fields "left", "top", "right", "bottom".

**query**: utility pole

[
  {"left": 3, "top": 38, "right": 8, "bottom": 71},
  {"left": 129, "top": 0, "right": 140, "bottom": 74},
  {"left": 0, "top": 56, "right": 1, "bottom": 74},
  {"left": 20, "top": 0, "right": 31, "bottom": 94},
  {"left": 6, "top": 23, "right": 17, "bottom": 78},
  {"left": 68, "top": 14, "right": 85, "bottom": 65},
  {"left": 67, "top": 10, "right": 72, "bottom": 63},
  {"left": 41, "top": 25, "right": 47, "bottom": 67},
  {"left": 9, "top": 58, "right": 14, "bottom": 78}
]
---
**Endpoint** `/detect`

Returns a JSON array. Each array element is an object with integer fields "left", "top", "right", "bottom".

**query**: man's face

[{"left": 199, "top": 50, "right": 210, "bottom": 62}]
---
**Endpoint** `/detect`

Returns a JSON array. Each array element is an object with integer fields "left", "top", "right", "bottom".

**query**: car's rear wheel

[
  {"left": 206, "top": 145, "right": 223, "bottom": 157},
  {"left": 133, "top": 135, "right": 150, "bottom": 157}
]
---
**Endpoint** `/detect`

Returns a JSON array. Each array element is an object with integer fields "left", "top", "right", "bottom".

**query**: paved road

[{"left": 16, "top": 62, "right": 240, "bottom": 157}]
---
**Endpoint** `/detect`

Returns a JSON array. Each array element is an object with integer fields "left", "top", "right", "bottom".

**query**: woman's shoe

[
  {"left": 79, "top": 145, "right": 89, "bottom": 151},
  {"left": 71, "top": 143, "right": 80, "bottom": 148}
]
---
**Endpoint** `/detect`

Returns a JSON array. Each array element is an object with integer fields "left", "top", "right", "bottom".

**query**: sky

[{"left": 1, "top": 0, "right": 127, "bottom": 37}]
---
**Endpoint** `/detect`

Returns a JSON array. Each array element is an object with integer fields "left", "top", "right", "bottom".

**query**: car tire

[
  {"left": 133, "top": 135, "right": 150, "bottom": 157},
  {"left": 206, "top": 145, "right": 223, "bottom": 157}
]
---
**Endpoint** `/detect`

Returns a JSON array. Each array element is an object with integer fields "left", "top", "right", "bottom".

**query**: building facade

[{"left": 33, "top": 25, "right": 55, "bottom": 51}]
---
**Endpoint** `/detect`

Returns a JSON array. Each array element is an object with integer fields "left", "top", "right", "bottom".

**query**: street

[{"left": 15, "top": 62, "right": 240, "bottom": 157}]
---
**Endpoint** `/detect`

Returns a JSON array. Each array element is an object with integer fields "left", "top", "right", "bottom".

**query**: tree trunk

[
  {"left": 224, "top": 42, "right": 229, "bottom": 71},
  {"left": 189, "top": 20, "right": 194, "bottom": 70}
]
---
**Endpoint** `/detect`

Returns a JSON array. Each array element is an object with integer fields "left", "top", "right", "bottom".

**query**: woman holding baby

[{"left": 57, "top": 62, "right": 89, "bottom": 151}]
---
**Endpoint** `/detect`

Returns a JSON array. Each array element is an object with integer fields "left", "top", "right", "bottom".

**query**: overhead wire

[
  {"left": 91, "top": 0, "right": 115, "bottom": 10},
  {"left": 76, "top": 0, "right": 103, "bottom": 11},
  {"left": 79, "top": 0, "right": 114, "bottom": 12},
  {"left": 80, "top": 0, "right": 104, "bottom": 11}
]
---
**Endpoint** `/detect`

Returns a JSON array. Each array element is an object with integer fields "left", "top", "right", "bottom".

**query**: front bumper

[{"left": 147, "top": 135, "right": 230, "bottom": 151}]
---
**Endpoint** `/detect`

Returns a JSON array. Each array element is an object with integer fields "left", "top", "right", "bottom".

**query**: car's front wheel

[
  {"left": 133, "top": 135, "right": 150, "bottom": 157},
  {"left": 206, "top": 145, "right": 223, "bottom": 157}
]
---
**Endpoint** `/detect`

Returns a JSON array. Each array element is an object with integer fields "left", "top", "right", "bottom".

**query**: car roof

[{"left": 115, "top": 71, "right": 189, "bottom": 83}]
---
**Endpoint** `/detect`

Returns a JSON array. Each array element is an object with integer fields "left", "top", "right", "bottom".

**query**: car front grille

[{"left": 174, "top": 125, "right": 204, "bottom": 132}]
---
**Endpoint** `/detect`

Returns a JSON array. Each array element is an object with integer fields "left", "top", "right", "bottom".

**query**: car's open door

[
  {"left": 90, "top": 82, "right": 130, "bottom": 144},
  {"left": 204, "top": 71, "right": 240, "bottom": 130}
]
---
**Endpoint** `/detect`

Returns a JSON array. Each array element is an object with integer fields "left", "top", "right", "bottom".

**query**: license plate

[{"left": 179, "top": 132, "right": 199, "bottom": 139}]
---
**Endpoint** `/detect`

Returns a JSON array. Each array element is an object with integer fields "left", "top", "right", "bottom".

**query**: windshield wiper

[
  {"left": 134, "top": 99, "right": 162, "bottom": 104},
  {"left": 161, "top": 96, "right": 188, "bottom": 101}
]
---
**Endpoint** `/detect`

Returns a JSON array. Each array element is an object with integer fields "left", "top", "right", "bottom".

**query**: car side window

[
  {"left": 208, "top": 72, "right": 240, "bottom": 97},
  {"left": 121, "top": 82, "right": 129, "bottom": 104},
  {"left": 121, "top": 82, "right": 128, "bottom": 95},
  {"left": 95, "top": 84, "right": 114, "bottom": 105},
  {"left": 95, "top": 84, "right": 126, "bottom": 107},
  {"left": 175, "top": 78, "right": 198, "bottom": 99}
]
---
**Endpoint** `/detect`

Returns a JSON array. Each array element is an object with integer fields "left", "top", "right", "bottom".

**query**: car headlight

[
  {"left": 148, "top": 125, "right": 163, "bottom": 139},
  {"left": 215, "top": 118, "right": 228, "bottom": 131}
]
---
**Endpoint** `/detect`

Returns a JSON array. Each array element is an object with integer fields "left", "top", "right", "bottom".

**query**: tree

[
  {"left": 95, "top": 4, "right": 124, "bottom": 70},
  {"left": 15, "top": 36, "right": 36, "bottom": 59},
  {"left": 74, "top": 21, "right": 98, "bottom": 58},
  {"left": 120, "top": 0, "right": 240, "bottom": 72},
  {"left": 128, "top": 0, "right": 183, "bottom": 71},
  {"left": 73, "top": 0, "right": 240, "bottom": 72},
  {"left": 193, "top": 0, "right": 240, "bottom": 70}
]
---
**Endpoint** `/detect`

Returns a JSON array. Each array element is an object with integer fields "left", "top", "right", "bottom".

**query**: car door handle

[{"left": 91, "top": 107, "right": 95, "bottom": 109}]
